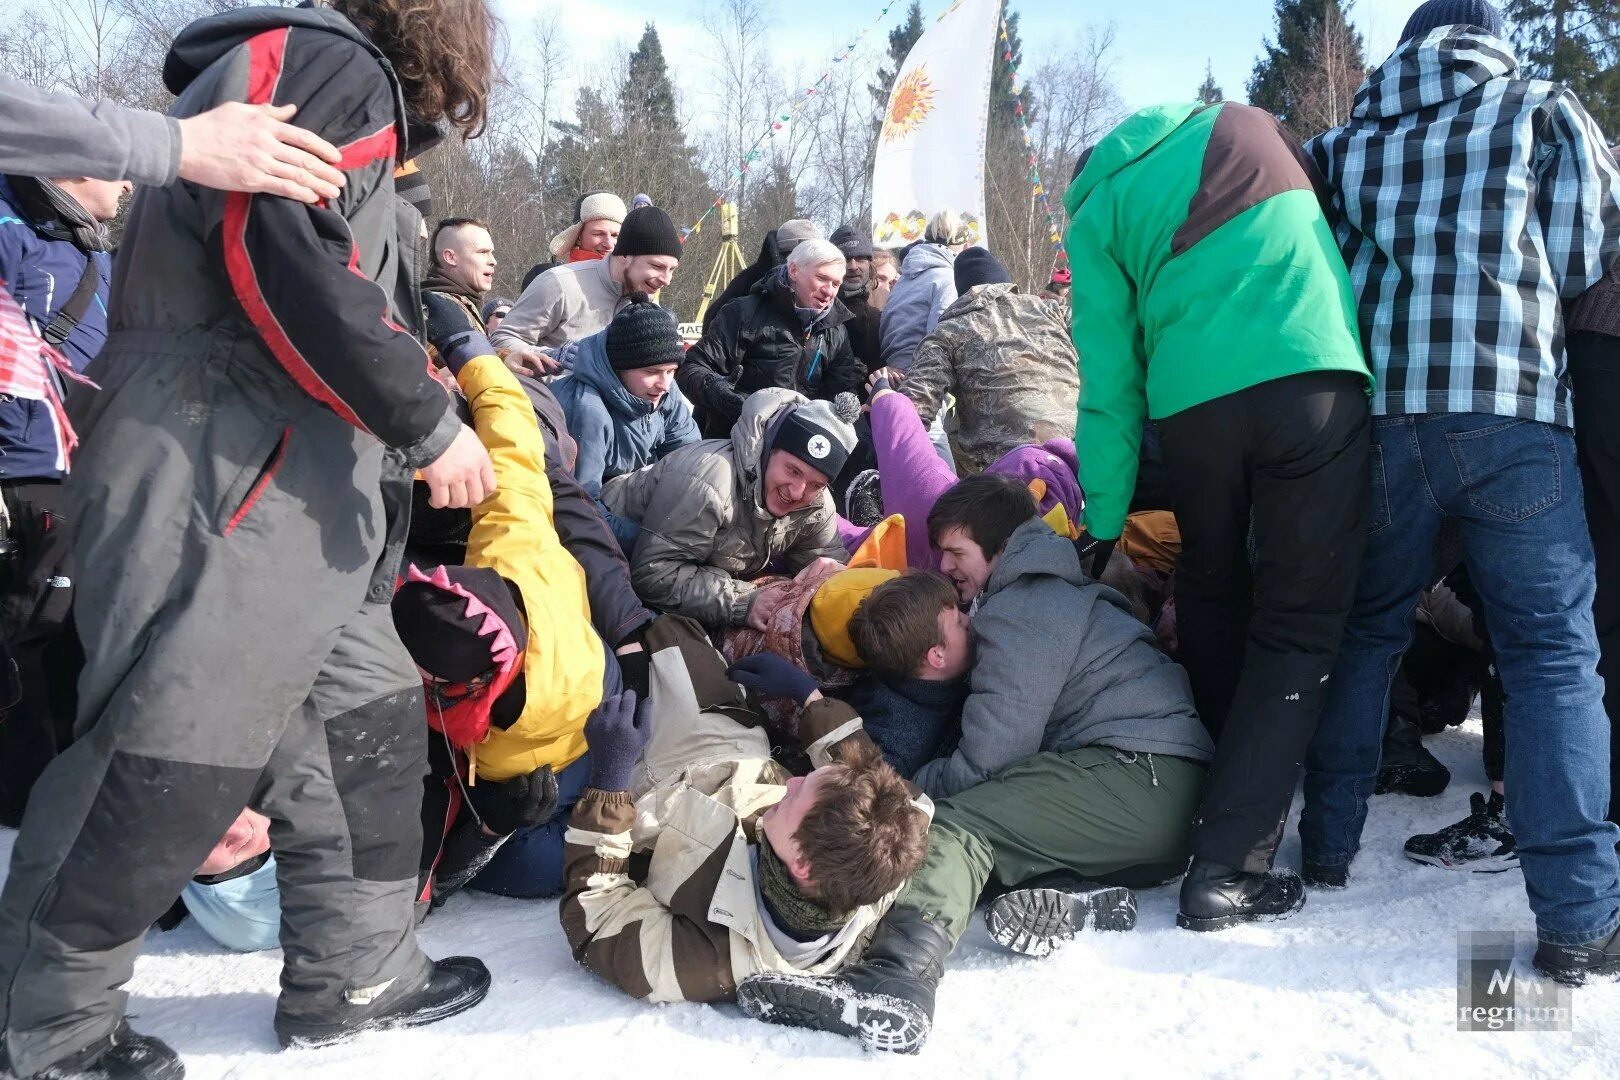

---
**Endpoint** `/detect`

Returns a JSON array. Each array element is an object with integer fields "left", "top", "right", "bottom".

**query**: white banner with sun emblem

[{"left": 870, "top": 0, "right": 999, "bottom": 247}]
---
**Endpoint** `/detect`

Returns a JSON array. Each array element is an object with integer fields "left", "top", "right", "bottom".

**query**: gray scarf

[{"left": 6, "top": 176, "right": 107, "bottom": 253}]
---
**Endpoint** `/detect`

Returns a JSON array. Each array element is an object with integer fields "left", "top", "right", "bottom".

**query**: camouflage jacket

[{"left": 903, "top": 283, "right": 1080, "bottom": 472}]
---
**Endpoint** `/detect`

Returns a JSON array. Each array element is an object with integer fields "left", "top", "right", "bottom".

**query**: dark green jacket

[{"left": 1063, "top": 102, "right": 1370, "bottom": 539}]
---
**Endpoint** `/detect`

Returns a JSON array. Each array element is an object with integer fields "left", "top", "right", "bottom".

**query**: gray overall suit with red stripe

[{"left": 0, "top": 8, "right": 462, "bottom": 1072}]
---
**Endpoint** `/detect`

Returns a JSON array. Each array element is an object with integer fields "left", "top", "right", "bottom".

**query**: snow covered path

[{"left": 3, "top": 719, "right": 1618, "bottom": 1079}]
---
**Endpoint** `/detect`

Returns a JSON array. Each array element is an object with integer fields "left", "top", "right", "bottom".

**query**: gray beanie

[{"left": 775, "top": 219, "right": 823, "bottom": 255}]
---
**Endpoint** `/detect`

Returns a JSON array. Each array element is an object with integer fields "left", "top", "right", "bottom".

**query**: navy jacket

[{"left": 0, "top": 177, "right": 111, "bottom": 478}]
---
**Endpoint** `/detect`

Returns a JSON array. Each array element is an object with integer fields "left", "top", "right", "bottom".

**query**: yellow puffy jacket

[{"left": 456, "top": 354, "right": 605, "bottom": 782}]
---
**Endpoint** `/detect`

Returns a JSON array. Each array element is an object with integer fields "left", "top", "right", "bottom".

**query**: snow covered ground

[{"left": 4, "top": 719, "right": 1619, "bottom": 1079}]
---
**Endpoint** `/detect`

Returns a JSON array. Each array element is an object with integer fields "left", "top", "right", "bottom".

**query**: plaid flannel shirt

[{"left": 1308, "top": 27, "right": 1620, "bottom": 427}]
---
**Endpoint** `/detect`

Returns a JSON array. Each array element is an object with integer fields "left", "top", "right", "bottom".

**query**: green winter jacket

[{"left": 1063, "top": 101, "right": 1370, "bottom": 540}]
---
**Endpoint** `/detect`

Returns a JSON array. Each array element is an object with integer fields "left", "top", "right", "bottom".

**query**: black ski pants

[{"left": 1158, "top": 370, "right": 1369, "bottom": 873}]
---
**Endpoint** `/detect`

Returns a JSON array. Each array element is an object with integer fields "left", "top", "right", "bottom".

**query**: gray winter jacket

[
  {"left": 602, "top": 388, "right": 848, "bottom": 629},
  {"left": 0, "top": 76, "right": 179, "bottom": 186},
  {"left": 913, "top": 518, "right": 1214, "bottom": 799},
  {"left": 879, "top": 243, "right": 956, "bottom": 370}
]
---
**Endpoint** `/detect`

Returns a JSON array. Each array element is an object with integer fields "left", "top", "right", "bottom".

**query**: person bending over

[
  {"left": 394, "top": 342, "right": 618, "bottom": 904},
  {"left": 737, "top": 481, "right": 1213, "bottom": 1052}
]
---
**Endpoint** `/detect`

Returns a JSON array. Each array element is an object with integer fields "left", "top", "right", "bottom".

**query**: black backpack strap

[{"left": 39, "top": 258, "right": 101, "bottom": 346}]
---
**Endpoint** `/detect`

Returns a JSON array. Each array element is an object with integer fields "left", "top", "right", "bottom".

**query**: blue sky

[{"left": 498, "top": 0, "right": 1428, "bottom": 114}]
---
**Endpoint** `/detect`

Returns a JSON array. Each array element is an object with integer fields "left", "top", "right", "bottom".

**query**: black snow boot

[
  {"left": 1177, "top": 858, "right": 1306, "bottom": 932},
  {"left": 1, "top": 1023, "right": 183, "bottom": 1080},
  {"left": 984, "top": 873, "right": 1137, "bottom": 958},
  {"left": 1376, "top": 704, "right": 1451, "bottom": 797},
  {"left": 736, "top": 908, "right": 951, "bottom": 1054},
  {"left": 274, "top": 956, "right": 491, "bottom": 1050},
  {"left": 1533, "top": 925, "right": 1620, "bottom": 987}
]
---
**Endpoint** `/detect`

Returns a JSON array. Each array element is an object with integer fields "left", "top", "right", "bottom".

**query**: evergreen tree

[
  {"left": 1197, "top": 60, "right": 1224, "bottom": 104},
  {"left": 870, "top": 0, "right": 925, "bottom": 114},
  {"left": 1248, "top": 0, "right": 1367, "bottom": 135},
  {"left": 1505, "top": 1, "right": 1620, "bottom": 135},
  {"left": 621, "top": 24, "right": 679, "bottom": 132},
  {"left": 990, "top": 9, "right": 1034, "bottom": 127}
]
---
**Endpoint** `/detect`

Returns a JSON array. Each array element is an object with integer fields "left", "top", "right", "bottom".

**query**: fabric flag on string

[{"left": 870, "top": 0, "right": 999, "bottom": 247}]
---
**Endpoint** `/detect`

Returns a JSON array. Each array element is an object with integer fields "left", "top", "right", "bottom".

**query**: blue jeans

[{"left": 1300, "top": 414, "right": 1620, "bottom": 945}]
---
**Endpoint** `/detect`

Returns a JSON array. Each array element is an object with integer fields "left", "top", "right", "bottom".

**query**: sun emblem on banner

[{"left": 882, "top": 66, "right": 936, "bottom": 144}]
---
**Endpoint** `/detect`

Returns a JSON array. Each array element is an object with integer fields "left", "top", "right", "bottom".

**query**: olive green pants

[{"left": 901, "top": 747, "right": 1207, "bottom": 944}]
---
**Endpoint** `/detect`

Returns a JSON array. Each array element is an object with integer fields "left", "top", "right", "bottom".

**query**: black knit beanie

[
  {"left": 954, "top": 247, "right": 1013, "bottom": 294},
  {"left": 830, "top": 223, "right": 875, "bottom": 261},
  {"left": 392, "top": 565, "right": 528, "bottom": 683},
  {"left": 769, "top": 396, "right": 860, "bottom": 482},
  {"left": 1400, "top": 0, "right": 1501, "bottom": 43},
  {"left": 606, "top": 294, "right": 685, "bottom": 371},
  {"left": 613, "top": 206, "right": 684, "bottom": 260}
]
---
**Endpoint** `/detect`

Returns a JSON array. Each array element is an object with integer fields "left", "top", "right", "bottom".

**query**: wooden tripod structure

[{"left": 692, "top": 202, "right": 748, "bottom": 327}]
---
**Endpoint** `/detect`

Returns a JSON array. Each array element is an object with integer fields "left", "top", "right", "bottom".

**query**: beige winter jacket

[
  {"left": 489, "top": 256, "right": 625, "bottom": 351},
  {"left": 558, "top": 615, "right": 930, "bottom": 1004},
  {"left": 602, "top": 387, "right": 848, "bottom": 628}
]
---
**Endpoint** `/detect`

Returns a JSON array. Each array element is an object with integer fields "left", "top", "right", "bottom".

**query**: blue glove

[
  {"left": 584, "top": 691, "right": 652, "bottom": 792},
  {"left": 726, "top": 654, "right": 819, "bottom": 706}
]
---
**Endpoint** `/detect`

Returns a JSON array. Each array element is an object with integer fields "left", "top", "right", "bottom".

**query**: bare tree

[
  {"left": 700, "top": 0, "right": 776, "bottom": 224},
  {"left": 986, "top": 21, "right": 1124, "bottom": 289},
  {"left": 1282, "top": 0, "right": 1363, "bottom": 133}
]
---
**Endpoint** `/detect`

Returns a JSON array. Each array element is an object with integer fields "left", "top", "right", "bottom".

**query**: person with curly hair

[{"left": 0, "top": 2, "right": 503, "bottom": 1075}]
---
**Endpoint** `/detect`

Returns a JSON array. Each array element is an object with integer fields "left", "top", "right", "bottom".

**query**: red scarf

[{"left": 406, "top": 564, "right": 523, "bottom": 754}]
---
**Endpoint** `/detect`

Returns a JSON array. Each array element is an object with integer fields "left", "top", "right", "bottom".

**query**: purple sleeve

[{"left": 870, "top": 392, "right": 956, "bottom": 570}]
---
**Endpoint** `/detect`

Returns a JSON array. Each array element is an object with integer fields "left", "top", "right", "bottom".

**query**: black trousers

[
  {"left": 0, "top": 480, "right": 82, "bottom": 827},
  {"left": 1567, "top": 331, "right": 1620, "bottom": 823},
  {"left": 1158, "top": 370, "right": 1370, "bottom": 873}
]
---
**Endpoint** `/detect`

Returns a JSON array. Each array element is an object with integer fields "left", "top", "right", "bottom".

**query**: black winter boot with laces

[{"left": 736, "top": 908, "right": 950, "bottom": 1054}]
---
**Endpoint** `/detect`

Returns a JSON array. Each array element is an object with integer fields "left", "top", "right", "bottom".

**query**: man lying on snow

[
  {"left": 557, "top": 616, "right": 932, "bottom": 1004},
  {"left": 736, "top": 476, "right": 1214, "bottom": 1053}
]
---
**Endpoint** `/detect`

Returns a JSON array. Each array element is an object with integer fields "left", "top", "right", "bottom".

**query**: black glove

[
  {"left": 430, "top": 819, "right": 506, "bottom": 908},
  {"left": 726, "top": 654, "right": 819, "bottom": 706},
  {"left": 1074, "top": 536, "right": 1117, "bottom": 582},
  {"left": 472, "top": 766, "right": 559, "bottom": 836},
  {"left": 616, "top": 622, "right": 653, "bottom": 699},
  {"left": 584, "top": 690, "right": 652, "bottom": 791},
  {"left": 870, "top": 372, "right": 892, "bottom": 395}
]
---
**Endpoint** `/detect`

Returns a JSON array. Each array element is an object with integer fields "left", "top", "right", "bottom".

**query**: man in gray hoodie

[{"left": 738, "top": 475, "right": 1212, "bottom": 1053}]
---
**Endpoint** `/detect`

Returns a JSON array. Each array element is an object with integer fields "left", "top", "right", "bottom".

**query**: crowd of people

[{"left": 0, "top": 0, "right": 1617, "bottom": 1074}]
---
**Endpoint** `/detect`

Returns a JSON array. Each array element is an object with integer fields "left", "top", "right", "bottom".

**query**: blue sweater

[
  {"left": 0, "top": 177, "right": 111, "bottom": 479},
  {"left": 551, "top": 330, "right": 700, "bottom": 551},
  {"left": 845, "top": 672, "right": 966, "bottom": 780}
]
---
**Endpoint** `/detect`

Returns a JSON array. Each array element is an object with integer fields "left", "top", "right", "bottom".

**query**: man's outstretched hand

[
  {"left": 176, "top": 102, "right": 345, "bottom": 204},
  {"left": 727, "top": 654, "right": 819, "bottom": 706},
  {"left": 420, "top": 423, "right": 496, "bottom": 509},
  {"left": 584, "top": 691, "right": 653, "bottom": 792}
]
